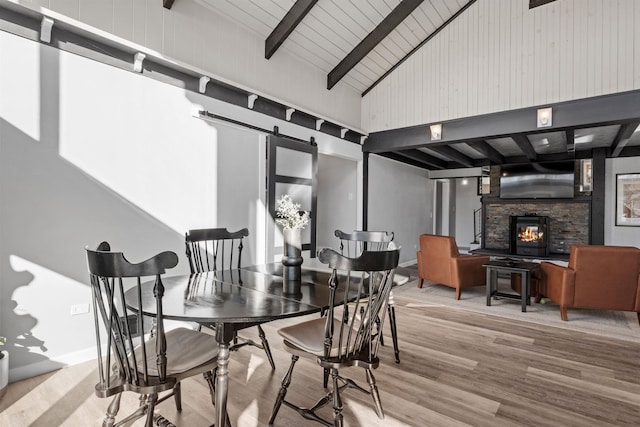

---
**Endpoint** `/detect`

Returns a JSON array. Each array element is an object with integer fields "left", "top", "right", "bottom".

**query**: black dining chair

[
  {"left": 268, "top": 246, "right": 400, "bottom": 426},
  {"left": 185, "top": 227, "right": 275, "bottom": 370},
  {"left": 86, "top": 242, "right": 220, "bottom": 427},
  {"left": 335, "top": 229, "right": 401, "bottom": 364}
]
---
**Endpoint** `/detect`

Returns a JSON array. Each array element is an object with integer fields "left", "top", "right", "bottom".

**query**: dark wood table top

[
  {"left": 483, "top": 259, "right": 540, "bottom": 271},
  {"left": 127, "top": 266, "right": 361, "bottom": 325}
]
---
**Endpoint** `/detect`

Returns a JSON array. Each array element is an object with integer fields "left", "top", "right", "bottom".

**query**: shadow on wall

[{"left": 0, "top": 44, "right": 186, "bottom": 381}]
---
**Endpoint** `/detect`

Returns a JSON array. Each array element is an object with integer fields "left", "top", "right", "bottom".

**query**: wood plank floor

[{"left": 1, "top": 297, "right": 639, "bottom": 426}]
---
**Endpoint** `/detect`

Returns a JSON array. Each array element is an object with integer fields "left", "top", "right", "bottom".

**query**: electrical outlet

[{"left": 70, "top": 303, "right": 90, "bottom": 316}]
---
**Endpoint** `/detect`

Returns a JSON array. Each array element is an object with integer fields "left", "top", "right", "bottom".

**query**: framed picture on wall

[
  {"left": 616, "top": 173, "right": 640, "bottom": 226},
  {"left": 477, "top": 176, "right": 490, "bottom": 195},
  {"left": 580, "top": 159, "right": 592, "bottom": 192}
]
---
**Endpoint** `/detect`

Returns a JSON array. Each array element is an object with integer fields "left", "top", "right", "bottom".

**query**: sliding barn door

[{"left": 266, "top": 135, "right": 318, "bottom": 261}]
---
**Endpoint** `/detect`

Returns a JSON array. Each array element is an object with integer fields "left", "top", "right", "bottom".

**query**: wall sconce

[
  {"left": 537, "top": 107, "right": 552, "bottom": 128},
  {"left": 430, "top": 123, "right": 442, "bottom": 141}
]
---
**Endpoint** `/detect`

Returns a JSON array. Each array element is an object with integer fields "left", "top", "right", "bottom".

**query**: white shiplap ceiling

[
  {"left": 195, "top": 0, "right": 470, "bottom": 93},
  {"left": 182, "top": 1, "right": 640, "bottom": 170}
]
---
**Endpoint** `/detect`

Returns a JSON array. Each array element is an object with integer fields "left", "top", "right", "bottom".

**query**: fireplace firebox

[{"left": 509, "top": 215, "right": 549, "bottom": 257}]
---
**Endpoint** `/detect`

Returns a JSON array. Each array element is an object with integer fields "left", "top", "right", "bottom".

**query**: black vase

[{"left": 282, "top": 228, "right": 303, "bottom": 284}]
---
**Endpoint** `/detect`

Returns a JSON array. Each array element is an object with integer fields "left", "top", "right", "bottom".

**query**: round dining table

[{"left": 124, "top": 265, "right": 357, "bottom": 427}]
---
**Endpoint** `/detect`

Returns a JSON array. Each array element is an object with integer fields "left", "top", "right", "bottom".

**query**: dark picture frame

[
  {"left": 616, "top": 173, "right": 640, "bottom": 226},
  {"left": 477, "top": 176, "right": 490, "bottom": 195}
]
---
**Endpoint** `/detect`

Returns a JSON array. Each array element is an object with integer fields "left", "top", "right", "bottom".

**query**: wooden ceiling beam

[
  {"left": 393, "top": 149, "right": 447, "bottom": 169},
  {"left": 565, "top": 129, "right": 575, "bottom": 154},
  {"left": 529, "top": 0, "right": 557, "bottom": 9},
  {"left": 378, "top": 152, "right": 436, "bottom": 170},
  {"left": 428, "top": 145, "right": 475, "bottom": 168},
  {"left": 467, "top": 140, "right": 504, "bottom": 164},
  {"left": 610, "top": 121, "right": 640, "bottom": 157},
  {"left": 512, "top": 134, "right": 538, "bottom": 161},
  {"left": 327, "top": 0, "right": 424, "bottom": 89},
  {"left": 265, "top": 0, "right": 318, "bottom": 59},
  {"left": 363, "top": 0, "right": 476, "bottom": 96}
]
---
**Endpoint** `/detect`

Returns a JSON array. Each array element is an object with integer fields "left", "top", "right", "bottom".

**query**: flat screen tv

[{"left": 500, "top": 161, "right": 575, "bottom": 199}]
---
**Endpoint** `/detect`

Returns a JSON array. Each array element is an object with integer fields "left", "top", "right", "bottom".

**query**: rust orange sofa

[
  {"left": 416, "top": 234, "right": 490, "bottom": 300},
  {"left": 537, "top": 245, "right": 640, "bottom": 324}
]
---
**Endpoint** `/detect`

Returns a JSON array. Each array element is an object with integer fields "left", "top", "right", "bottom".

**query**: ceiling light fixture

[
  {"left": 537, "top": 107, "right": 552, "bottom": 128},
  {"left": 430, "top": 124, "right": 442, "bottom": 141}
]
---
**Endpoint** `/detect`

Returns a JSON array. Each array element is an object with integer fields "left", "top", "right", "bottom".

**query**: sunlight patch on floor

[
  {"left": 244, "top": 353, "right": 265, "bottom": 383},
  {"left": 0, "top": 363, "right": 96, "bottom": 425},
  {"left": 345, "top": 398, "right": 407, "bottom": 426},
  {"left": 236, "top": 399, "right": 260, "bottom": 427}
]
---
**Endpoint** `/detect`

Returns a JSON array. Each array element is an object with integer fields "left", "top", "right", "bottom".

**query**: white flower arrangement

[{"left": 275, "top": 195, "right": 310, "bottom": 230}]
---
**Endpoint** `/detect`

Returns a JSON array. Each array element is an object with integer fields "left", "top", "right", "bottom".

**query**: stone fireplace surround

[{"left": 481, "top": 165, "right": 591, "bottom": 257}]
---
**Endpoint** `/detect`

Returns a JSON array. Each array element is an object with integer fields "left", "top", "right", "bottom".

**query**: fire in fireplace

[
  {"left": 509, "top": 215, "right": 549, "bottom": 257},
  {"left": 518, "top": 225, "right": 544, "bottom": 243}
]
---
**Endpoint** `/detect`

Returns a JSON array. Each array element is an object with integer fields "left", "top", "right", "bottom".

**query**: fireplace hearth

[{"left": 509, "top": 215, "right": 549, "bottom": 257}]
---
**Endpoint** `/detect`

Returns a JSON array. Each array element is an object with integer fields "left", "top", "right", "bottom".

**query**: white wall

[
  {"left": 368, "top": 155, "right": 433, "bottom": 265},
  {"left": 2, "top": 24, "right": 435, "bottom": 381},
  {"left": 605, "top": 157, "right": 640, "bottom": 246},
  {"left": 0, "top": 28, "right": 368, "bottom": 381},
  {"left": 316, "top": 154, "right": 358, "bottom": 251},
  {"left": 363, "top": 0, "right": 640, "bottom": 132},
  {"left": 454, "top": 178, "right": 482, "bottom": 248},
  {"left": 14, "top": 0, "right": 362, "bottom": 130}
]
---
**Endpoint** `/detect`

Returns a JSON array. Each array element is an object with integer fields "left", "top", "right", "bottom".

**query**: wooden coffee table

[{"left": 484, "top": 259, "right": 539, "bottom": 312}]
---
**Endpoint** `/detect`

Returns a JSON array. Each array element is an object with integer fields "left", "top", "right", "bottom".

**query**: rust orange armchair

[
  {"left": 417, "top": 234, "right": 490, "bottom": 300},
  {"left": 538, "top": 245, "right": 640, "bottom": 323}
]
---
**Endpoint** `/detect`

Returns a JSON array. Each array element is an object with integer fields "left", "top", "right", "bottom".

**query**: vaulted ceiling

[
  {"left": 180, "top": 0, "right": 475, "bottom": 94},
  {"left": 162, "top": 1, "right": 640, "bottom": 171}
]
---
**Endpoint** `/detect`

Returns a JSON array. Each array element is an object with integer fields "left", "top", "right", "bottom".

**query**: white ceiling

[
  {"left": 191, "top": 1, "right": 640, "bottom": 169},
  {"left": 196, "top": 0, "right": 468, "bottom": 93}
]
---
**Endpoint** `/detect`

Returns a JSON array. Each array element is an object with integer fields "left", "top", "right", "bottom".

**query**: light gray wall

[
  {"left": 316, "top": 154, "right": 358, "bottom": 251},
  {"left": 0, "top": 30, "right": 270, "bottom": 381},
  {"left": 454, "top": 178, "right": 482, "bottom": 248},
  {"left": 368, "top": 155, "right": 433, "bottom": 265},
  {"left": 0, "top": 27, "right": 375, "bottom": 382}
]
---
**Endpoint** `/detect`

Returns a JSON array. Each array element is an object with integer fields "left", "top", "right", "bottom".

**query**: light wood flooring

[{"left": 1, "top": 296, "right": 639, "bottom": 426}]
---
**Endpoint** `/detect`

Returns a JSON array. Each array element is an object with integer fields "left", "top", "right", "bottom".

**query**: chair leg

[
  {"left": 257, "top": 325, "right": 276, "bottom": 370},
  {"left": 144, "top": 393, "right": 158, "bottom": 427},
  {"left": 269, "top": 355, "right": 299, "bottom": 425},
  {"left": 172, "top": 381, "right": 182, "bottom": 411},
  {"left": 365, "top": 368, "right": 384, "bottom": 419},
  {"left": 331, "top": 369, "right": 344, "bottom": 427},
  {"left": 102, "top": 393, "right": 122, "bottom": 427},
  {"left": 637, "top": 312, "right": 640, "bottom": 326},
  {"left": 388, "top": 303, "right": 400, "bottom": 363},
  {"left": 153, "top": 413, "right": 177, "bottom": 426},
  {"left": 560, "top": 306, "right": 568, "bottom": 321},
  {"left": 203, "top": 369, "right": 216, "bottom": 406},
  {"left": 418, "top": 278, "right": 424, "bottom": 288},
  {"left": 455, "top": 288, "right": 461, "bottom": 300},
  {"left": 323, "top": 368, "right": 329, "bottom": 388}
]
